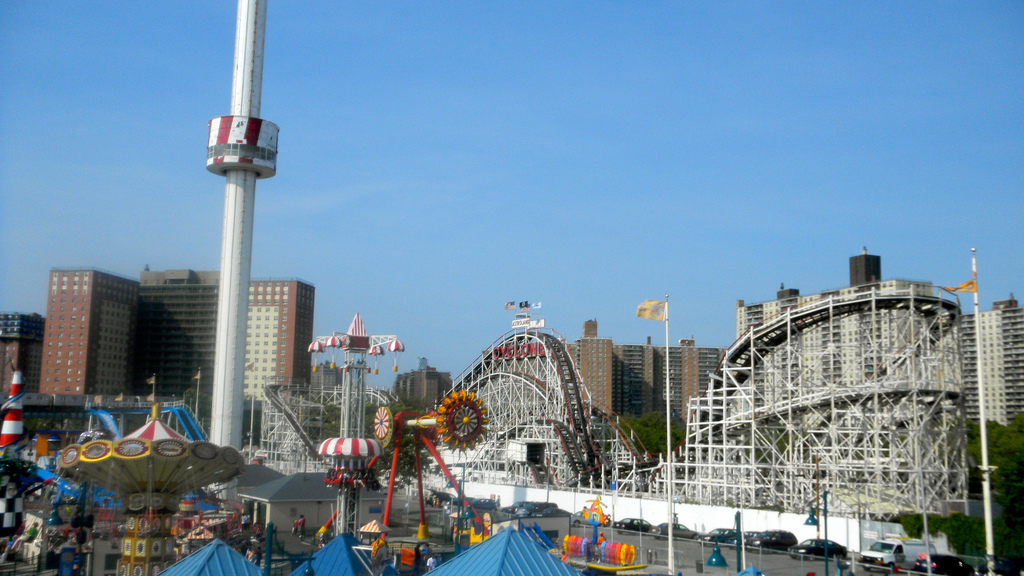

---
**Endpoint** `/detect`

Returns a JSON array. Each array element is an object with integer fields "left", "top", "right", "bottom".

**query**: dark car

[
  {"left": 502, "top": 501, "right": 546, "bottom": 516},
  {"left": 699, "top": 528, "right": 738, "bottom": 544},
  {"left": 429, "top": 491, "right": 456, "bottom": 507},
  {"left": 721, "top": 531, "right": 758, "bottom": 546},
  {"left": 977, "top": 557, "right": 1024, "bottom": 575},
  {"left": 536, "top": 507, "right": 571, "bottom": 518},
  {"left": 611, "top": 518, "right": 659, "bottom": 534},
  {"left": 911, "top": 554, "right": 975, "bottom": 576},
  {"left": 654, "top": 523, "right": 700, "bottom": 540},
  {"left": 467, "top": 497, "right": 498, "bottom": 511},
  {"left": 788, "top": 539, "right": 848, "bottom": 560},
  {"left": 746, "top": 530, "right": 798, "bottom": 551}
]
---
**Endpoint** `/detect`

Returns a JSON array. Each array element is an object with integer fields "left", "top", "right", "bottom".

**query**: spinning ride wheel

[
  {"left": 436, "top": 391, "right": 488, "bottom": 450},
  {"left": 373, "top": 406, "right": 394, "bottom": 447}
]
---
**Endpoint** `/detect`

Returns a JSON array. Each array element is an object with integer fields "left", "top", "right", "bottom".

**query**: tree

[{"left": 622, "top": 412, "right": 685, "bottom": 458}]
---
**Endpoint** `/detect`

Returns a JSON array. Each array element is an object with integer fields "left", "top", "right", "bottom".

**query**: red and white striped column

[{"left": 0, "top": 371, "right": 25, "bottom": 449}]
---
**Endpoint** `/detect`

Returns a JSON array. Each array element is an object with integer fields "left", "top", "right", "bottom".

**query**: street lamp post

[{"left": 805, "top": 489, "right": 830, "bottom": 576}]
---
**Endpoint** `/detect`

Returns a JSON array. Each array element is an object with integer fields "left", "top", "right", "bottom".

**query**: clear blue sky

[{"left": 2, "top": 3, "right": 1022, "bottom": 385}]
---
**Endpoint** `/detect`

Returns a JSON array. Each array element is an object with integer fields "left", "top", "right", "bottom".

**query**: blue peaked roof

[
  {"left": 160, "top": 539, "right": 263, "bottom": 576},
  {"left": 429, "top": 527, "right": 581, "bottom": 576},
  {"left": 286, "top": 533, "right": 398, "bottom": 576}
]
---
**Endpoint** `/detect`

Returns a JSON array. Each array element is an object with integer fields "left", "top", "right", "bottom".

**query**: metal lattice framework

[
  {"left": 448, "top": 328, "right": 651, "bottom": 492},
  {"left": 680, "top": 283, "right": 969, "bottom": 519},
  {"left": 260, "top": 379, "right": 323, "bottom": 475},
  {"left": 260, "top": 331, "right": 400, "bottom": 537}
]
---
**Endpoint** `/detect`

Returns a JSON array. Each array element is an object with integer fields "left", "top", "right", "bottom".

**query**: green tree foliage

[
  {"left": 621, "top": 412, "right": 685, "bottom": 458},
  {"left": 903, "top": 414, "right": 1024, "bottom": 556}
]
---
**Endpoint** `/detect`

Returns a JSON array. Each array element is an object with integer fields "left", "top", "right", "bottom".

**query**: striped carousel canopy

[{"left": 317, "top": 437, "right": 381, "bottom": 459}]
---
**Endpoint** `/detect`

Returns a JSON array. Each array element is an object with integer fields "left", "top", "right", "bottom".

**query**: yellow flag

[
  {"left": 943, "top": 280, "right": 977, "bottom": 293},
  {"left": 637, "top": 300, "right": 667, "bottom": 321},
  {"left": 145, "top": 375, "right": 156, "bottom": 385}
]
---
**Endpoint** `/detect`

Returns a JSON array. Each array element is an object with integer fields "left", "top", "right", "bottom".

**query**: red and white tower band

[
  {"left": 207, "top": 0, "right": 278, "bottom": 450},
  {"left": 0, "top": 371, "right": 25, "bottom": 450}
]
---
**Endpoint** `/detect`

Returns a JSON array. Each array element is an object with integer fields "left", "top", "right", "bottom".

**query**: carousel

[{"left": 56, "top": 403, "right": 243, "bottom": 576}]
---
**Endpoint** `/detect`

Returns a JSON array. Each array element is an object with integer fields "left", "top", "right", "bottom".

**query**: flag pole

[
  {"left": 972, "top": 248, "right": 996, "bottom": 574},
  {"left": 665, "top": 295, "right": 674, "bottom": 574}
]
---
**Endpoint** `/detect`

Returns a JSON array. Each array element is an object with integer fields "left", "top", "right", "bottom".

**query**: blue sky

[{"left": 2, "top": 3, "right": 1022, "bottom": 385}]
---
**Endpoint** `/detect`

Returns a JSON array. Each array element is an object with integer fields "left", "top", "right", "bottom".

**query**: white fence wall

[{"left": 458, "top": 482, "right": 927, "bottom": 555}]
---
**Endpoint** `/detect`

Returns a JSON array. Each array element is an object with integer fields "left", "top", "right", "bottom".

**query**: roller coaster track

[
  {"left": 450, "top": 328, "right": 649, "bottom": 489},
  {"left": 264, "top": 384, "right": 323, "bottom": 462},
  {"left": 684, "top": 284, "right": 966, "bottom": 516},
  {"left": 720, "top": 288, "right": 958, "bottom": 389},
  {"left": 590, "top": 406, "right": 650, "bottom": 463},
  {"left": 537, "top": 333, "right": 599, "bottom": 469}
]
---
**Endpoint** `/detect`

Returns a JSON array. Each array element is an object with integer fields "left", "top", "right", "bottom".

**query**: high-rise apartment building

[
  {"left": 961, "top": 295, "right": 1024, "bottom": 425},
  {"left": 41, "top": 268, "right": 314, "bottom": 400},
  {"left": 612, "top": 343, "right": 652, "bottom": 416},
  {"left": 573, "top": 321, "right": 724, "bottom": 419},
  {"left": 393, "top": 358, "right": 452, "bottom": 405},
  {"left": 0, "top": 312, "right": 45, "bottom": 391},
  {"left": 575, "top": 320, "right": 614, "bottom": 413},
  {"left": 135, "top": 270, "right": 221, "bottom": 397},
  {"left": 244, "top": 279, "right": 316, "bottom": 399},
  {"left": 41, "top": 269, "right": 139, "bottom": 394}
]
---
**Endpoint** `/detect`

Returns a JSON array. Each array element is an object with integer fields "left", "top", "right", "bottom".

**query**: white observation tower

[{"left": 207, "top": 0, "right": 279, "bottom": 449}]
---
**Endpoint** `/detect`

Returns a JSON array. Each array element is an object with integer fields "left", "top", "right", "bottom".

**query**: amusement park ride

[{"left": 373, "top": 389, "right": 489, "bottom": 539}]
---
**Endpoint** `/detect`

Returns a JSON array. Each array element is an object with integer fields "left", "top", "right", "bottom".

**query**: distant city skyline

[{"left": 3, "top": 4, "right": 1021, "bottom": 385}]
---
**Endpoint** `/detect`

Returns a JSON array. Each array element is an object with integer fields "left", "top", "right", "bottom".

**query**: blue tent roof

[
  {"left": 286, "top": 533, "right": 398, "bottom": 576},
  {"left": 734, "top": 566, "right": 766, "bottom": 576},
  {"left": 429, "top": 527, "right": 580, "bottom": 576},
  {"left": 160, "top": 539, "right": 262, "bottom": 576}
]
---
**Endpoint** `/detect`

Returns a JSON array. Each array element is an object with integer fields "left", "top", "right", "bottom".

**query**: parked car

[
  {"left": 467, "top": 497, "right": 498, "bottom": 511},
  {"left": 429, "top": 491, "right": 456, "bottom": 507},
  {"left": 699, "top": 528, "right": 738, "bottom": 544},
  {"left": 499, "top": 500, "right": 538, "bottom": 515},
  {"left": 654, "top": 523, "right": 700, "bottom": 540},
  {"left": 505, "top": 501, "right": 548, "bottom": 517},
  {"left": 746, "top": 530, "right": 798, "bottom": 551},
  {"left": 536, "top": 507, "right": 571, "bottom": 518},
  {"left": 910, "top": 554, "right": 976, "bottom": 576},
  {"left": 788, "top": 539, "right": 848, "bottom": 560},
  {"left": 611, "top": 518, "right": 659, "bottom": 534},
  {"left": 977, "top": 557, "right": 1024, "bottom": 575},
  {"left": 721, "top": 531, "right": 758, "bottom": 546}
]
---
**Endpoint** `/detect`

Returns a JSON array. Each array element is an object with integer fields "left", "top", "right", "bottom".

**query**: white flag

[{"left": 533, "top": 302, "right": 542, "bottom": 309}]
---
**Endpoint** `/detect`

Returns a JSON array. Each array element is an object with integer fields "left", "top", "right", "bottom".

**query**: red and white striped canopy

[
  {"left": 308, "top": 341, "right": 325, "bottom": 353},
  {"left": 324, "top": 336, "right": 342, "bottom": 348},
  {"left": 318, "top": 437, "right": 381, "bottom": 459},
  {"left": 368, "top": 345, "right": 385, "bottom": 356},
  {"left": 386, "top": 340, "right": 405, "bottom": 353},
  {"left": 125, "top": 419, "right": 186, "bottom": 442},
  {"left": 348, "top": 313, "right": 366, "bottom": 337}
]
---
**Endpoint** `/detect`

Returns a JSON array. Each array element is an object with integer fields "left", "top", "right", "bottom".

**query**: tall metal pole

[
  {"left": 823, "top": 490, "right": 830, "bottom": 576},
  {"left": 208, "top": 0, "right": 278, "bottom": 451},
  {"left": 665, "top": 295, "right": 674, "bottom": 574},
  {"left": 972, "top": 249, "right": 996, "bottom": 574}
]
